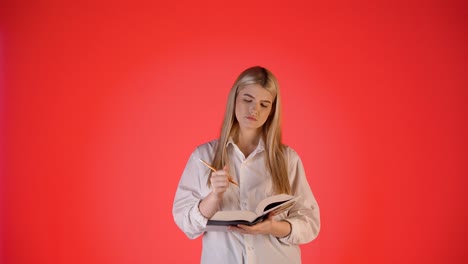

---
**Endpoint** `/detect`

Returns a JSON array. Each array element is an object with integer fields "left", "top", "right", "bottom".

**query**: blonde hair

[{"left": 209, "top": 66, "right": 291, "bottom": 195}]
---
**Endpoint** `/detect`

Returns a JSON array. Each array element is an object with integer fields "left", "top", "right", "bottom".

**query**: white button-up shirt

[{"left": 173, "top": 138, "right": 320, "bottom": 264}]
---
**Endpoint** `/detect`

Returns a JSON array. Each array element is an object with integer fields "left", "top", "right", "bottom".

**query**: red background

[{"left": 1, "top": 1, "right": 467, "bottom": 263}]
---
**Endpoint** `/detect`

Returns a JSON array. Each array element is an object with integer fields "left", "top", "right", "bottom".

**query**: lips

[{"left": 246, "top": 116, "right": 257, "bottom": 121}]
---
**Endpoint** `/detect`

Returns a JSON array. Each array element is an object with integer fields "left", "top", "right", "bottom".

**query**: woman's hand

[
  {"left": 199, "top": 166, "right": 230, "bottom": 219},
  {"left": 210, "top": 165, "right": 230, "bottom": 198},
  {"left": 228, "top": 213, "right": 292, "bottom": 238}
]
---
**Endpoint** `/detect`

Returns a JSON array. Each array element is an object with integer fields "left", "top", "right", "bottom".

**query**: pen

[{"left": 199, "top": 159, "right": 239, "bottom": 186}]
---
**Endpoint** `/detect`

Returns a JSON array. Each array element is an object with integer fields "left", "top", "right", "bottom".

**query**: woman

[{"left": 172, "top": 66, "right": 320, "bottom": 263}]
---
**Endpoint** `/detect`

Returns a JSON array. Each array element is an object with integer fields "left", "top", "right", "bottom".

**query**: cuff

[
  {"left": 191, "top": 199, "right": 209, "bottom": 229},
  {"left": 278, "top": 219, "right": 293, "bottom": 244}
]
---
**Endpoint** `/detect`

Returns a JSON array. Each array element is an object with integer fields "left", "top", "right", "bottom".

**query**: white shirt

[{"left": 173, "top": 138, "right": 320, "bottom": 264}]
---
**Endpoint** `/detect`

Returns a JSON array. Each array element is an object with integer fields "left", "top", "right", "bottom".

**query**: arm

[
  {"left": 278, "top": 149, "right": 320, "bottom": 245},
  {"left": 172, "top": 150, "right": 210, "bottom": 239},
  {"left": 199, "top": 166, "right": 230, "bottom": 218},
  {"left": 172, "top": 146, "right": 231, "bottom": 239}
]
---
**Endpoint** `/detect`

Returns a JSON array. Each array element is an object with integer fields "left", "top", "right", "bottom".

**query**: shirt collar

[{"left": 226, "top": 136, "right": 266, "bottom": 153}]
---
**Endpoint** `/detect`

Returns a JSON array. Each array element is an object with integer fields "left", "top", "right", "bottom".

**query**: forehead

[{"left": 238, "top": 84, "right": 274, "bottom": 101}]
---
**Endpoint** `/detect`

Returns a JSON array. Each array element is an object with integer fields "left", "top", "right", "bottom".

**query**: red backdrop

[{"left": 1, "top": 1, "right": 467, "bottom": 263}]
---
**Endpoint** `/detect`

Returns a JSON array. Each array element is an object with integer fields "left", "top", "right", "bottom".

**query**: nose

[{"left": 249, "top": 104, "right": 259, "bottom": 115}]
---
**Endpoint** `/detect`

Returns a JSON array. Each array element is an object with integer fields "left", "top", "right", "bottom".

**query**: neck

[{"left": 235, "top": 128, "right": 262, "bottom": 157}]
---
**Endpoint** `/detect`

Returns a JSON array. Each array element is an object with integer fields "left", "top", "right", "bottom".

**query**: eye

[
  {"left": 243, "top": 99, "right": 253, "bottom": 103},
  {"left": 261, "top": 103, "right": 269, "bottom": 108}
]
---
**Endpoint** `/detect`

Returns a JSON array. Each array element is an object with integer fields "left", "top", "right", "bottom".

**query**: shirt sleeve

[
  {"left": 278, "top": 149, "right": 320, "bottom": 245},
  {"left": 172, "top": 148, "right": 210, "bottom": 239}
]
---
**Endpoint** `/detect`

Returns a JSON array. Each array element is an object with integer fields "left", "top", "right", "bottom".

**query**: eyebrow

[{"left": 242, "top": 93, "right": 272, "bottom": 104}]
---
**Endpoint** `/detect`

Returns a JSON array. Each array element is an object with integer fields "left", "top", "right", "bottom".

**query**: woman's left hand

[{"left": 228, "top": 213, "right": 291, "bottom": 238}]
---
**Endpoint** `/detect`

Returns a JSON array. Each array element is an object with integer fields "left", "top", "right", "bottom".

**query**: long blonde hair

[{"left": 209, "top": 66, "right": 291, "bottom": 195}]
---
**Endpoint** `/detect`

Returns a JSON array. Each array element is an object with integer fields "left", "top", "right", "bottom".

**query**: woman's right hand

[
  {"left": 210, "top": 165, "right": 230, "bottom": 198},
  {"left": 199, "top": 165, "right": 230, "bottom": 219}
]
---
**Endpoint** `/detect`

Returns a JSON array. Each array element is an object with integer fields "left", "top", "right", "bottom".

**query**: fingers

[
  {"left": 211, "top": 166, "right": 230, "bottom": 182},
  {"left": 211, "top": 177, "right": 229, "bottom": 190},
  {"left": 210, "top": 168, "right": 230, "bottom": 194},
  {"left": 211, "top": 170, "right": 229, "bottom": 184},
  {"left": 229, "top": 224, "right": 259, "bottom": 235}
]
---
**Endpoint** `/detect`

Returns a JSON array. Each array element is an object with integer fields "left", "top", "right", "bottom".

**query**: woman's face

[{"left": 235, "top": 84, "right": 274, "bottom": 132}]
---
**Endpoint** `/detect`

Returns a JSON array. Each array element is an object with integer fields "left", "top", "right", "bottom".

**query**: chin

[{"left": 244, "top": 125, "right": 263, "bottom": 131}]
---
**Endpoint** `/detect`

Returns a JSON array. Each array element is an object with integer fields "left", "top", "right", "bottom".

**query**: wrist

[
  {"left": 210, "top": 191, "right": 224, "bottom": 201},
  {"left": 199, "top": 192, "right": 224, "bottom": 219}
]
